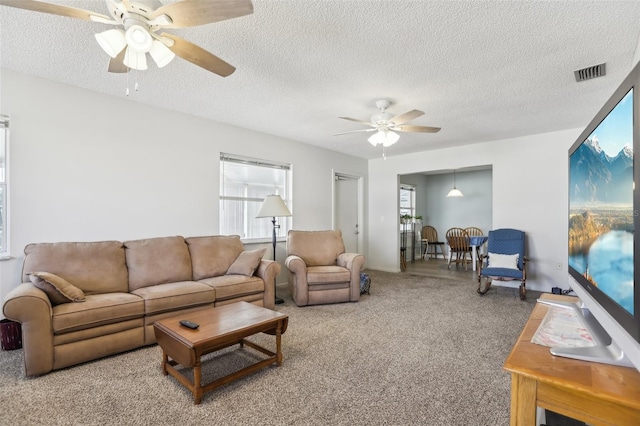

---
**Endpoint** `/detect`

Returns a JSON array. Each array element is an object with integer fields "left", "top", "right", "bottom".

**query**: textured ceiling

[{"left": 1, "top": 1, "right": 640, "bottom": 159}]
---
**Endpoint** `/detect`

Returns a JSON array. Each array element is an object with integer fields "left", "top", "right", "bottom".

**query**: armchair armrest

[
  {"left": 337, "top": 253, "right": 365, "bottom": 301},
  {"left": 3, "top": 283, "right": 55, "bottom": 376},
  {"left": 254, "top": 259, "right": 281, "bottom": 310},
  {"left": 285, "top": 255, "right": 309, "bottom": 306},
  {"left": 337, "top": 252, "right": 364, "bottom": 271},
  {"left": 285, "top": 255, "right": 307, "bottom": 275}
]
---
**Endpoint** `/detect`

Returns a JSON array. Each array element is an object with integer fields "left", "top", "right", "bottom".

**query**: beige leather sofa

[
  {"left": 285, "top": 230, "right": 365, "bottom": 306},
  {"left": 2, "top": 235, "right": 280, "bottom": 376}
]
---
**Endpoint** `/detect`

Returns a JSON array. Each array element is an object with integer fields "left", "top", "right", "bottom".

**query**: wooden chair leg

[
  {"left": 478, "top": 278, "right": 492, "bottom": 295},
  {"left": 519, "top": 282, "right": 526, "bottom": 300}
]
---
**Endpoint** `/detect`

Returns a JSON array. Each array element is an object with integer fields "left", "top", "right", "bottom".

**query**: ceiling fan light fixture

[
  {"left": 123, "top": 47, "right": 148, "bottom": 70},
  {"left": 95, "top": 29, "right": 126, "bottom": 58},
  {"left": 125, "top": 25, "right": 153, "bottom": 52},
  {"left": 368, "top": 130, "right": 385, "bottom": 146},
  {"left": 368, "top": 130, "right": 400, "bottom": 147},
  {"left": 382, "top": 131, "right": 400, "bottom": 147},
  {"left": 149, "top": 40, "right": 175, "bottom": 68}
]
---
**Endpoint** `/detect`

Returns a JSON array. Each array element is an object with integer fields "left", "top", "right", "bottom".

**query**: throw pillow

[
  {"left": 30, "top": 272, "right": 86, "bottom": 305},
  {"left": 487, "top": 253, "right": 519, "bottom": 270},
  {"left": 226, "top": 249, "right": 266, "bottom": 277}
]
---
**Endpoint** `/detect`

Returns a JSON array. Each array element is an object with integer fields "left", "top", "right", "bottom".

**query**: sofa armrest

[
  {"left": 255, "top": 259, "right": 281, "bottom": 310},
  {"left": 3, "top": 283, "right": 55, "bottom": 376},
  {"left": 337, "top": 253, "right": 366, "bottom": 302},
  {"left": 285, "top": 255, "right": 309, "bottom": 306}
]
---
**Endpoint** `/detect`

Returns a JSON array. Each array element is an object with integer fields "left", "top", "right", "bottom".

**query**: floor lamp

[{"left": 256, "top": 195, "right": 292, "bottom": 305}]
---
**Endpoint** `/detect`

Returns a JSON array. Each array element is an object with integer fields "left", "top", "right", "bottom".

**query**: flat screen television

[{"left": 553, "top": 60, "right": 640, "bottom": 372}]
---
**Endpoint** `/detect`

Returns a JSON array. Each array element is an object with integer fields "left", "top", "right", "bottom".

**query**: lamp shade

[
  {"left": 368, "top": 131, "right": 384, "bottom": 146},
  {"left": 382, "top": 131, "right": 400, "bottom": 147},
  {"left": 447, "top": 188, "right": 464, "bottom": 197},
  {"left": 256, "top": 195, "right": 292, "bottom": 218},
  {"left": 123, "top": 47, "right": 148, "bottom": 70},
  {"left": 95, "top": 29, "right": 126, "bottom": 58},
  {"left": 124, "top": 24, "right": 153, "bottom": 52},
  {"left": 446, "top": 170, "right": 464, "bottom": 197},
  {"left": 368, "top": 130, "right": 400, "bottom": 147},
  {"left": 149, "top": 40, "right": 175, "bottom": 68}
]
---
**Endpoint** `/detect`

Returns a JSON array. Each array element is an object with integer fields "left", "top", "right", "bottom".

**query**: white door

[{"left": 335, "top": 174, "right": 359, "bottom": 253}]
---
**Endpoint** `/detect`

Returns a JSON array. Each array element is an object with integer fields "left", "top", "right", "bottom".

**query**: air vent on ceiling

[{"left": 574, "top": 63, "right": 606, "bottom": 82}]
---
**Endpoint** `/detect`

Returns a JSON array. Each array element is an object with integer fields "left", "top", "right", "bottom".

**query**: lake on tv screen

[{"left": 569, "top": 228, "right": 633, "bottom": 315}]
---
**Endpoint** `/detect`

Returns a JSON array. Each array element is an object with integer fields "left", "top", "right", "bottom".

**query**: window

[
  {"left": 220, "top": 153, "right": 292, "bottom": 240},
  {"left": 400, "top": 184, "right": 416, "bottom": 219},
  {"left": 0, "top": 115, "right": 8, "bottom": 257}
]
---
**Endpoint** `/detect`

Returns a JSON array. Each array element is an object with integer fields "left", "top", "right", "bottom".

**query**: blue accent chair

[{"left": 477, "top": 228, "right": 528, "bottom": 299}]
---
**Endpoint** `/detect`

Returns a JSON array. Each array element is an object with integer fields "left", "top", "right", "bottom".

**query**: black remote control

[{"left": 179, "top": 320, "right": 199, "bottom": 330}]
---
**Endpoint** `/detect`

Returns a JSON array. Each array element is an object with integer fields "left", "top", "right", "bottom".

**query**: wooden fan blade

[
  {"left": 160, "top": 32, "right": 235, "bottom": 77},
  {"left": 390, "top": 109, "right": 424, "bottom": 125},
  {"left": 394, "top": 125, "right": 441, "bottom": 133},
  {"left": 0, "top": 0, "right": 110, "bottom": 21},
  {"left": 108, "top": 49, "right": 129, "bottom": 73},
  {"left": 339, "top": 116, "right": 375, "bottom": 126},
  {"left": 152, "top": 0, "right": 254, "bottom": 29},
  {"left": 334, "top": 129, "right": 376, "bottom": 136}
]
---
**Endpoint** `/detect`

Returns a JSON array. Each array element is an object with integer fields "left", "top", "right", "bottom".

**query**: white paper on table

[{"left": 531, "top": 305, "right": 595, "bottom": 348}]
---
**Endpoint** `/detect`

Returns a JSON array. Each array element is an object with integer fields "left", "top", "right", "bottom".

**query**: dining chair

[
  {"left": 446, "top": 228, "right": 472, "bottom": 270},
  {"left": 421, "top": 225, "right": 445, "bottom": 260},
  {"left": 465, "top": 227, "right": 486, "bottom": 269},
  {"left": 464, "top": 227, "right": 484, "bottom": 236}
]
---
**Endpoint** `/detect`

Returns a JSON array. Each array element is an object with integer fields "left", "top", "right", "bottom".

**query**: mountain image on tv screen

[{"left": 569, "top": 88, "right": 634, "bottom": 315}]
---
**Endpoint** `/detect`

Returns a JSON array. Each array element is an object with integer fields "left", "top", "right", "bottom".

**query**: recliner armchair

[{"left": 285, "top": 230, "right": 365, "bottom": 307}]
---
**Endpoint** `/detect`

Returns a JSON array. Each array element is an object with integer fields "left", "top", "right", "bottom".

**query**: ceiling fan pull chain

[
  {"left": 383, "top": 146, "right": 387, "bottom": 160},
  {"left": 126, "top": 72, "right": 130, "bottom": 97}
]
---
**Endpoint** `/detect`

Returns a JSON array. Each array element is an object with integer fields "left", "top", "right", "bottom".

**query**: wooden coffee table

[{"left": 153, "top": 301, "right": 288, "bottom": 404}]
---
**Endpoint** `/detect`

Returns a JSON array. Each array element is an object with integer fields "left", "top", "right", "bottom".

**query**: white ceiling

[{"left": 1, "top": 1, "right": 640, "bottom": 159}]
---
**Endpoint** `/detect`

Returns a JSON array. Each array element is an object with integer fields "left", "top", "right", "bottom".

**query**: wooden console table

[{"left": 503, "top": 293, "right": 640, "bottom": 425}]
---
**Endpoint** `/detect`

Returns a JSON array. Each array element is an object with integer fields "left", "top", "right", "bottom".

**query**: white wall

[
  {"left": 368, "top": 129, "right": 580, "bottom": 293},
  {"left": 0, "top": 70, "right": 368, "bottom": 303}
]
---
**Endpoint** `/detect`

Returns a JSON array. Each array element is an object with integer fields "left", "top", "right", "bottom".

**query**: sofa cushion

[
  {"left": 199, "top": 275, "right": 264, "bottom": 301},
  {"left": 227, "top": 249, "right": 266, "bottom": 277},
  {"left": 186, "top": 235, "right": 244, "bottom": 280},
  {"left": 52, "top": 293, "right": 144, "bottom": 334},
  {"left": 286, "top": 230, "right": 345, "bottom": 266},
  {"left": 22, "top": 241, "right": 128, "bottom": 294},
  {"left": 30, "top": 272, "right": 85, "bottom": 305},
  {"left": 125, "top": 236, "right": 192, "bottom": 291},
  {"left": 306, "top": 266, "right": 351, "bottom": 284},
  {"left": 131, "top": 281, "right": 216, "bottom": 315}
]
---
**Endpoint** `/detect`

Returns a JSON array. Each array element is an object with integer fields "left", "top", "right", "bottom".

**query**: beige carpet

[{"left": 0, "top": 270, "right": 538, "bottom": 426}]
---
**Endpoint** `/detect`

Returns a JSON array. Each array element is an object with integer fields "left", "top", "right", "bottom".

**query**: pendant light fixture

[{"left": 447, "top": 170, "right": 464, "bottom": 197}]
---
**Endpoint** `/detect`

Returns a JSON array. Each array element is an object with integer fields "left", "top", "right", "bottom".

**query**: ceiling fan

[
  {"left": 335, "top": 99, "right": 441, "bottom": 148},
  {"left": 0, "top": 0, "right": 253, "bottom": 76}
]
